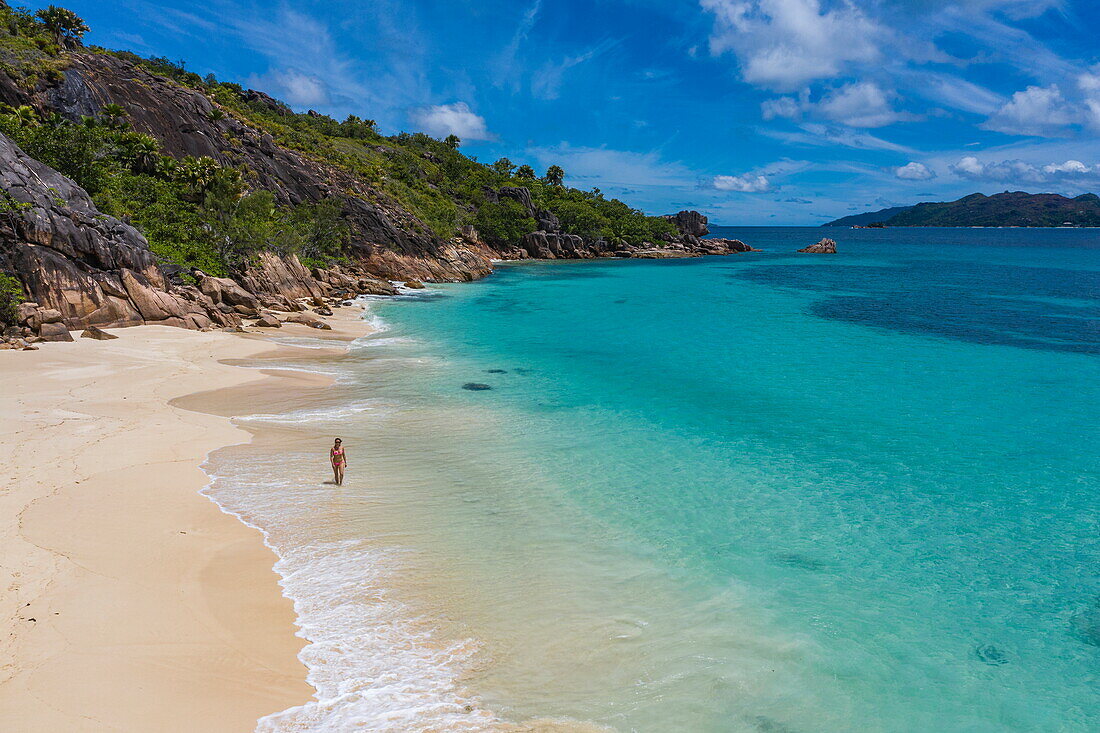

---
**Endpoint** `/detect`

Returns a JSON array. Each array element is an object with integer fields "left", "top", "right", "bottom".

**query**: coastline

[{"left": 0, "top": 305, "right": 371, "bottom": 731}]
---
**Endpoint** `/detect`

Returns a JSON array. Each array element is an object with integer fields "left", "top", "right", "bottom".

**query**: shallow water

[{"left": 209, "top": 227, "right": 1099, "bottom": 732}]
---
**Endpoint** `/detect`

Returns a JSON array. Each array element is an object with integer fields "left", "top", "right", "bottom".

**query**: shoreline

[{"left": 0, "top": 304, "right": 372, "bottom": 731}]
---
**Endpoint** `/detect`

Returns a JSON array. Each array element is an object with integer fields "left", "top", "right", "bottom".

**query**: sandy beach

[{"left": 0, "top": 306, "right": 371, "bottom": 732}]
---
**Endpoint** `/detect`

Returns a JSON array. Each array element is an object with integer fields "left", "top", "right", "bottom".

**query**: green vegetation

[
  {"left": 0, "top": 2, "right": 679, "bottom": 276},
  {"left": 0, "top": 271, "right": 23, "bottom": 327},
  {"left": 0, "top": 101, "right": 348, "bottom": 276},
  {"left": 86, "top": 49, "right": 674, "bottom": 248},
  {"left": 0, "top": 0, "right": 68, "bottom": 88},
  {"left": 475, "top": 199, "right": 536, "bottom": 246},
  {"left": 825, "top": 192, "right": 1100, "bottom": 228}
]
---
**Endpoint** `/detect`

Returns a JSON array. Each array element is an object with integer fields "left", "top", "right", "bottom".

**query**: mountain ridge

[{"left": 825, "top": 191, "right": 1100, "bottom": 227}]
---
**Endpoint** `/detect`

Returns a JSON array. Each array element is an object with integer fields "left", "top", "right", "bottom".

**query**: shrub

[
  {"left": 474, "top": 199, "right": 536, "bottom": 246},
  {"left": 0, "top": 272, "right": 24, "bottom": 327}
]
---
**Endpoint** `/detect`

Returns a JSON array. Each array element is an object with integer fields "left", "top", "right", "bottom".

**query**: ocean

[{"left": 206, "top": 227, "right": 1100, "bottom": 732}]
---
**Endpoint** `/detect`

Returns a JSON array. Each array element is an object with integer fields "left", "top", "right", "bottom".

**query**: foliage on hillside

[
  {"left": 885, "top": 192, "right": 1100, "bottom": 227},
  {"left": 1, "top": 2, "right": 677, "bottom": 277},
  {"left": 0, "top": 102, "right": 349, "bottom": 276},
  {"left": 99, "top": 51, "right": 675, "bottom": 247},
  {"left": 0, "top": 1, "right": 69, "bottom": 88}
]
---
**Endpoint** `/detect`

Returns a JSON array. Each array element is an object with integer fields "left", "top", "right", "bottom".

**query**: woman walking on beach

[{"left": 330, "top": 438, "right": 347, "bottom": 486}]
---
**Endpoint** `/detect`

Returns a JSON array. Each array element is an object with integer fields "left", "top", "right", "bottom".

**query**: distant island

[{"left": 825, "top": 191, "right": 1100, "bottom": 228}]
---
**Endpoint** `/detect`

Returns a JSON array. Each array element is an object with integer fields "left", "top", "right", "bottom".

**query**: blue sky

[{"left": 36, "top": 0, "right": 1100, "bottom": 224}]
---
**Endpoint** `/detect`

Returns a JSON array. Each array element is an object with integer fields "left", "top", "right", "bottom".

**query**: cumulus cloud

[
  {"left": 950, "top": 156, "right": 1099, "bottom": 183},
  {"left": 817, "top": 82, "right": 902, "bottom": 128},
  {"left": 409, "top": 102, "right": 494, "bottom": 141},
  {"left": 1078, "top": 64, "right": 1100, "bottom": 133},
  {"left": 895, "top": 162, "right": 935, "bottom": 180},
  {"left": 761, "top": 82, "right": 906, "bottom": 128},
  {"left": 713, "top": 173, "right": 771, "bottom": 192},
  {"left": 981, "top": 85, "right": 1077, "bottom": 137},
  {"left": 761, "top": 95, "right": 802, "bottom": 120},
  {"left": 700, "top": 0, "right": 882, "bottom": 89}
]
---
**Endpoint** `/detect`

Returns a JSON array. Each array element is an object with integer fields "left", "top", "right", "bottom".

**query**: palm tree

[
  {"left": 173, "top": 156, "right": 221, "bottom": 195},
  {"left": 444, "top": 134, "right": 460, "bottom": 149},
  {"left": 34, "top": 6, "right": 89, "bottom": 46},
  {"left": 515, "top": 164, "right": 536, "bottom": 179},
  {"left": 5, "top": 105, "right": 39, "bottom": 128},
  {"left": 544, "top": 165, "right": 564, "bottom": 186},
  {"left": 117, "top": 134, "right": 160, "bottom": 174},
  {"left": 100, "top": 103, "right": 128, "bottom": 129}
]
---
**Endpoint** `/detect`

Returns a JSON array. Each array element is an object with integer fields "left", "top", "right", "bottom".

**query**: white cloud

[
  {"left": 700, "top": 0, "right": 883, "bottom": 89},
  {"left": 1078, "top": 64, "right": 1100, "bottom": 133},
  {"left": 252, "top": 69, "right": 329, "bottom": 107},
  {"left": 410, "top": 102, "right": 494, "bottom": 141},
  {"left": 526, "top": 144, "right": 696, "bottom": 188},
  {"left": 981, "top": 85, "right": 1077, "bottom": 137},
  {"left": 895, "top": 162, "right": 935, "bottom": 180},
  {"left": 817, "top": 81, "right": 901, "bottom": 128},
  {"left": 950, "top": 155, "right": 1098, "bottom": 183},
  {"left": 531, "top": 40, "right": 617, "bottom": 100},
  {"left": 1041, "top": 159, "right": 1089, "bottom": 175},
  {"left": 915, "top": 73, "right": 1005, "bottom": 115},
  {"left": 713, "top": 173, "right": 771, "bottom": 192},
  {"left": 762, "top": 122, "right": 915, "bottom": 154},
  {"left": 761, "top": 95, "right": 802, "bottom": 120}
]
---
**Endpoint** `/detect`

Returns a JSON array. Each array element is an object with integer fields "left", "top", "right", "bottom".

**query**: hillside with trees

[{"left": 825, "top": 192, "right": 1100, "bottom": 228}]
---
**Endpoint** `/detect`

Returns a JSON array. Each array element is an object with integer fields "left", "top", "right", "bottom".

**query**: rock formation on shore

[
  {"left": 0, "top": 18, "right": 764, "bottom": 342},
  {"left": 798, "top": 238, "right": 837, "bottom": 254}
]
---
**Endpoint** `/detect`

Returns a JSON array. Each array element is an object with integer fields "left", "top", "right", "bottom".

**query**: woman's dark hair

[{"left": 334, "top": 438, "right": 342, "bottom": 443}]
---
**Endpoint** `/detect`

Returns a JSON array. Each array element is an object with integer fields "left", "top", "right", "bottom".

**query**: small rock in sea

[
  {"left": 462, "top": 382, "right": 492, "bottom": 391},
  {"left": 486, "top": 369, "right": 507, "bottom": 374},
  {"left": 80, "top": 326, "right": 118, "bottom": 340},
  {"left": 797, "top": 237, "right": 837, "bottom": 254},
  {"left": 404, "top": 280, "right": 426, "bottom": 289},
  {"left": 975, "top": 644, "right": 1010, "bottom": 665}
]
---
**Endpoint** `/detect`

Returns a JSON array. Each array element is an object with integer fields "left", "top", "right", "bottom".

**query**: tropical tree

[
  {"left": 443, "top": 134, "right": 460, "bottom": 149},
  {"left": 34, "top": 5, "right": 89, "bottom": 45},
  {"left": 100, "top": 103, "right": 128, "bottom": 130},
  {"left": 515, "top": 164, "right": 536, "bottom": 179},
  {"left": 544, "top": 164, "right": 564, "bottom": 186},
  {"left": 491, "top": 157, "right": 515, "bottom": 177},
  {"left": 115, "top": 133, "right": 161, "bottom": 175}
]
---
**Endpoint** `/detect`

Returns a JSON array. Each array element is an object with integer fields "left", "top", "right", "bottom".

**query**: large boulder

[
  {"left": 38, "top": 321, "right": 73, "bottom": 342},
  {"left": 197, "top": 272, "right": 261, "bottom": 311},
  {"left": 498, "top": 187, "right": 535, "bottom": 216},
  {"left": 664, "top": 210, "right": 709, "bottom": 238},
  {"left": 0, "top": 132, "right": 217, "bottom": 330},
  {"left": 798, "top": 238, "right": 837, "bottom": 254}
]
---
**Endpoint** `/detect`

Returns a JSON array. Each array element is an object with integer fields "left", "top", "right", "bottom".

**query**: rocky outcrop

[
  {"left": 40, "top": 53, "right": 494, "bottom": 280},
  {"left": 798, "top": 238, "right": 837, "bottom": 254},
  {"left": 665, "top": 210, "right": 710, "bottom": 238},
  {"left": 0, "top": 131, "right": 220, "bottom": 332},
  {"left": 519, "top": 232, "right": 597, "bottom": 259}
]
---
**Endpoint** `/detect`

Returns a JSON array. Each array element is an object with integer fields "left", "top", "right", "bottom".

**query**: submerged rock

[
  {"left": 462, "top": 382, "right": 492, "bottom": 391},
  {"left": 798, "top": 238, "right": 837, "bottom": 254},
  {"left": 486, "top": 369, "right": 507, "bottom": 374},
  {"left": 975, "top": 644, "right": 1010, "bottom": 665},
  {"left": 1071, "top": 597, "right": 1100, "bottom": 647}
]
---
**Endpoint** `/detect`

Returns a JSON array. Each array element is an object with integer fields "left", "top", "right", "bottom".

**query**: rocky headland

[{"left": 0, "top": 22, "right": 763, "bottom": 345}]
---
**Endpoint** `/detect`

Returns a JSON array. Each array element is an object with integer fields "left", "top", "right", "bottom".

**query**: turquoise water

[
  {"left": 217, "top": 227, "right": 1098, "bottom": 731},
  {"left": 358, "top": 227, "right": 1099, "bottom": 731}
]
